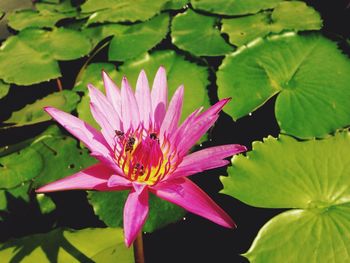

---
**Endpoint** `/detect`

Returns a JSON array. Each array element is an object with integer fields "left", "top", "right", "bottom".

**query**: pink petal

[
  {"left": 36, "top": 163, "right": 114, "bottom": 193},
  {"left": 160, "top": 85, "right": 184, "bottom": 141},
  {"left": 151, "top": 177, "right": 235, "bottom": 228},
  {"left": 168, "top": 144, "right": 247, "bottom": 180},
  {"left": 107, "top": 174, "right": 132, "bottom": 188},
  {"left": 123, "top": 183, "right": 149, "bottom": 247},
  {"left": 121, "top": 77, "right": 140, "bottom": 131},
  {"left": 151, "top": 67, "right": 168, "bottom": 129},
  {"left": 175, "top": 98, "right": 231, "bottom": 156},
  {"left": 89, "top": 102, "right": 116, "bottom": 150},
  {"left": 102, "top": 71, "right": 122, "bottom": 117},
  {"left": 88, "top": 84, "right": 122, "bottom": 131},
  {"left": 135, "top": 70, "right": 152, "bottom": 129},
  {"left": 44, "top": 107, "right": 111, "bottom": 157}
]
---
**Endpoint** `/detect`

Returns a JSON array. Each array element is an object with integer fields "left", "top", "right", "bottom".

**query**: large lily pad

[
  {"left": 0, "top": 228, "right": 133, "bottom": 262},
  {"left": 116, "top": 50, "right": 210, "bottom": 122},
  {"left": 0, "top": 28, "right": 92, "bottom": 85},
  {"left": 171, "top": 9, "right": 233, "bottom": 56},
  {"left": 3, "top": 90, "right": 79, "bottom": 128},
  {"left": 222, "top": 1, "right": 322, "bottom": 46},
  {"left": 221, "top": 131, "right": 350, "bottom": 262},
  {"left": 81, "top": 0, "right": 168, "bottom": 25},
  {"left": 217, "top": 33, "right": 350, "bottom": 139},
  {"left": 88, "top": 190, "right": 185, "bottom": 233},
  {"left": 191, "top": 0, "right": 281, "bottom": 16}
]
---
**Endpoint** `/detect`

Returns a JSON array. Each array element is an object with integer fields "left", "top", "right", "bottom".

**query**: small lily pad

[
  {"left": 221, "top": 131, "right": 350, "bottom": 262},
  {"left": 3, "top": 90, "right": 79, "bottom": 128},
  {"left": 191, "top": 0, "right": 281, "bottom": 16},
  {"left": 171, "top": 9, "right": 233, "bottom": 56},
  {"left": 222, "top": 1, "right": 322, "bottom": 46},
  {"left": 217, "top": 33, "right": 350, "bottom": 139},
  {"left": 81, "top": 0, "right": 168, "bottom": 25}
]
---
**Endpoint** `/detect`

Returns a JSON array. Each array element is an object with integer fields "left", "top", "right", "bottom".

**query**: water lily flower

[{"left": 36, "top": 67, "right": 246, "bottom": 246}]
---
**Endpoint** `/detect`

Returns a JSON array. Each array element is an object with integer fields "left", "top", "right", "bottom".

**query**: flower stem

[
  {"left": 56, "top": 78, "right": 63, "bottom": 92},
  {"left": 133, "top": 231, "right": 145, "bottom": 263}
]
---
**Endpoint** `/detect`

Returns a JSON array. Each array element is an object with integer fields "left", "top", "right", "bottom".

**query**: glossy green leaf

[
  {"left": 191, "top": 0, "right": 281, "bottom": 16},
  {"left": 88, "top": 190, "right": 185, "bottom": 233},
  {"left": 81, "top": 0, "right": 168, "bottom": 25},
  {"left": 7, "top": 7, "right": 75, "bottom": 31},
  {"left": 36, "top": 193, "right": 56, "bottom": 214},
  {"left": 171, "top": 9, "right": 233, "bottom": 56},
  {"left": 222, "top": 1, "right": 322, "bottom": 46},
  {"left": 31, "top": 135, "right": 96, "bottom": 189},
  {"left": 0, "top": 228, "right": 133, "bottom": 262},
  {"left": 162, "top": 0, "right": 188, "bottom": 10},
  {"left": 75, "top": 63, "right": 118, "bottom": 129},
  {"left": 245, "top": 205, "right": 350, "bottom": 263},
  {"left": 0, "top": 28, "right": 92, "bottom": 85},
  {"left": 3, "top": 90, "right": 79, "bottom": 127},
  {"left": 0, "top": 80, "right": 10, "bottom": 99},
  {"left": 36, "top": 0, "right": 76, "bottom": 13},
  {"left": 217, "top": 33, "right": 350, "bottom": 139},
  {"left": 116, "top": 50, "right": 210, "bottom": 122},
  {"left": 222, "top": 132, "right": 350, "bottom": 262},
  {"left": 0, "top": 147, "right": 43, "bottom": 189},
  {"left": 108, "top": 14, "right": 169, "bottom": 61}
]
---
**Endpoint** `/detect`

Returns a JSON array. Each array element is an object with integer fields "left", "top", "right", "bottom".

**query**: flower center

[{"left": 114, "top": 126, "right": 178, "bottom": 185}]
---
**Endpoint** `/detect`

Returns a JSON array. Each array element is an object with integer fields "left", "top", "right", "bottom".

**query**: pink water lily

[{"left": 36, "top": 67, "right": 246, "bottom": 246}]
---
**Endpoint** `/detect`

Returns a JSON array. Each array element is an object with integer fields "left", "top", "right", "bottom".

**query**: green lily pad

[
  {"left": 75, "top": 63, "right": 118, "bottom": 129},
  {"left": 108, "top": 14, "right": 169, "bottom": 61},
  {"left": 88, "top": 190, "right": 185, "bottom": 233},
  {"left": 0, "top": 228, "right": 133, "bottom": 262},
  {"left": 0, "top": 28, "right": 92, "bottom": 85},
  {"left": 35, "top": 0, "right": 77, "bottom": 13},
  {"left": 3, "top": 90, "right": 79, "bottom": 127},
  {"left": 222, "top": 1, "right": 322, "bottom": 46},
  {"left": 0, "top": 147, "right": 43, "bottom": 189},
  {"left": 84, "top": 14, "right": 169, "bottom": 60},
  {"left": 0, "top": 80, "right": 10, "bottom": 99},
  {"left": 162, "top": 0, "right": 188, "bottom": 10},
  {"left": 221, "top": 131, "right": 350, "bottom": 262},
  {"left": 7, "top": 4, "right": 76, "bottom": 31},
  {"left": 81, "top": 0, "right": 168, "bottom": 25},
  {"left": 191, "top": 0, "right": 281, "bottom": 16},
  {"left": 171, "top": 9, "right": 233, "bottom": 56},
  {"left": 31, "top": 135, "right": 96, "bottom": 189},
  {"left": 116, "top": 50, "right": 210, "bottom": 122},
  {"left": 217, "top": 33, "right": 350, "bottom": 139}
]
